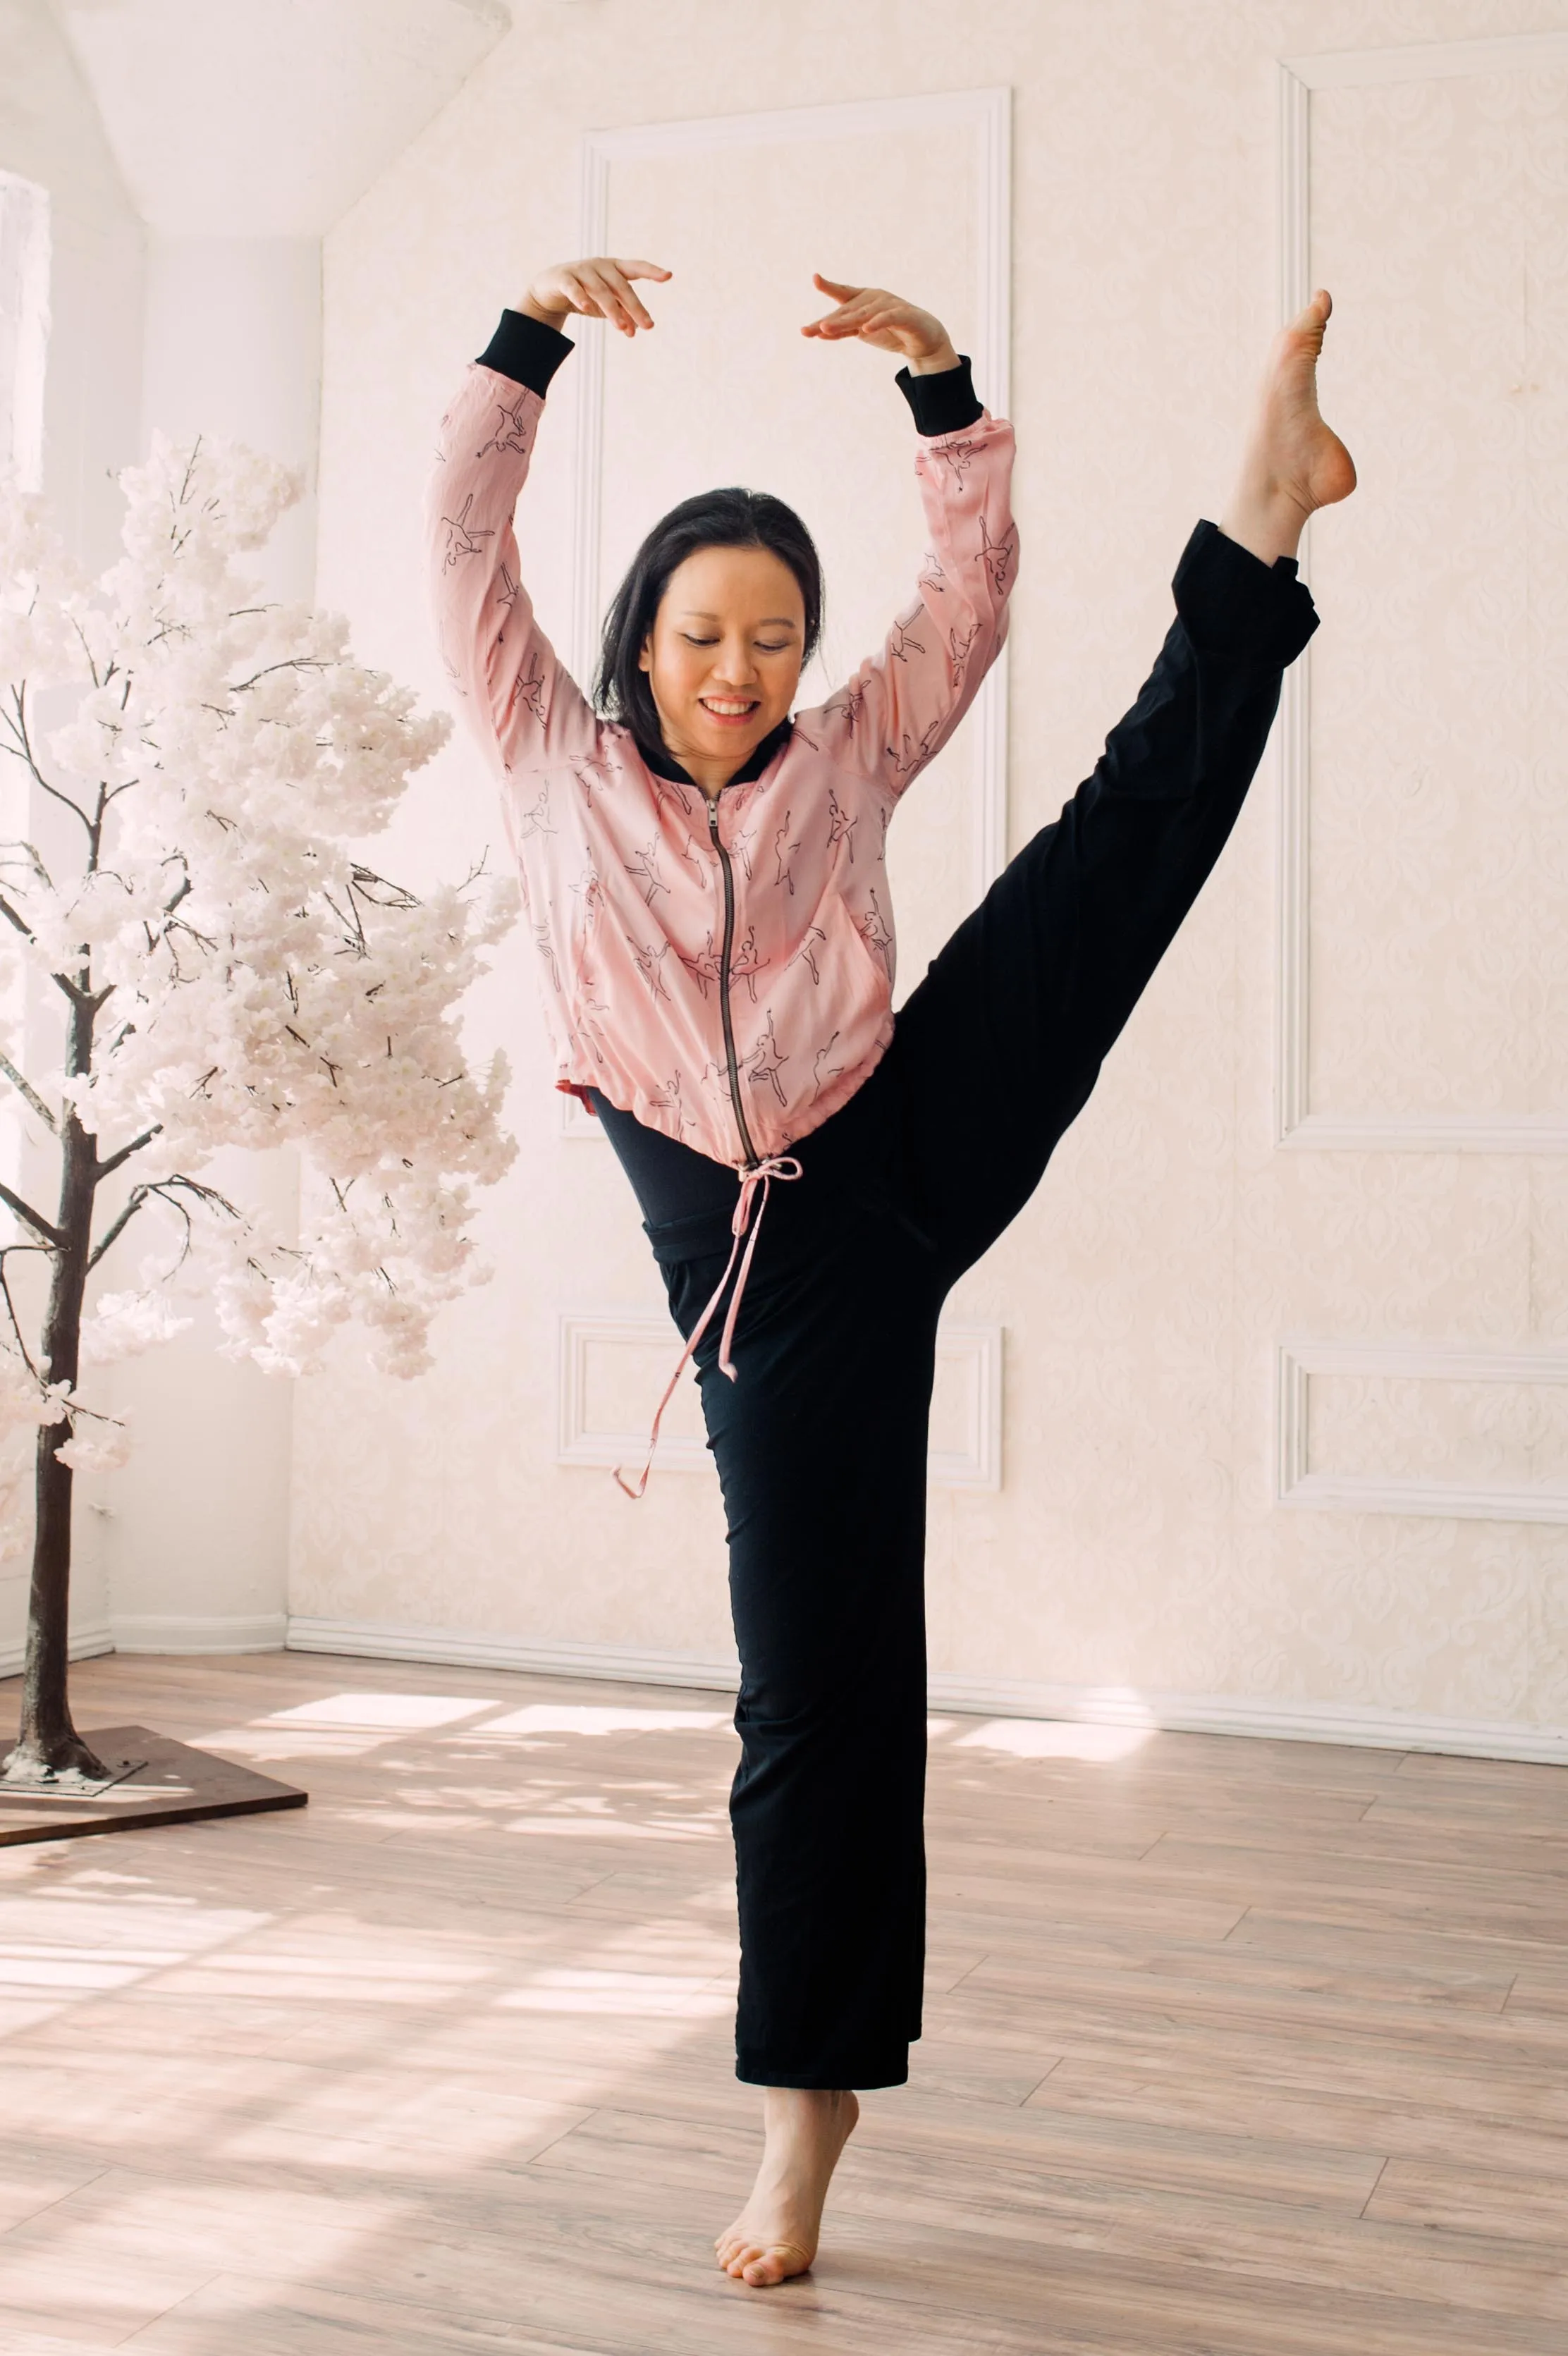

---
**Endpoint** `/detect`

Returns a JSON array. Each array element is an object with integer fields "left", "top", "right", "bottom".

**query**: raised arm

[
  {"left": 424, "top": 258, "right": 672, "bottom": 775},
  {"left": 794, "top": 276, "right": 1017, "bottom": 793}
]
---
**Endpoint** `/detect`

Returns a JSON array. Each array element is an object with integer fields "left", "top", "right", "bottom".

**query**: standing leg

[
  {"left": 651, "top": 1194, "right": 940, "bottom": 2286},
  {"left": 889, "top": 292, "right": 1353, "bottom": 1276}
]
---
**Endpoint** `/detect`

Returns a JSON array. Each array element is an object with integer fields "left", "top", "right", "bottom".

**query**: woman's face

[{"left": 639, "top": 544, "right": 806, "bottom": 779}]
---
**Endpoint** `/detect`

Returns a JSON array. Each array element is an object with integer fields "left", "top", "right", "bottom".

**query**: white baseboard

[
  {"left": 111, "top": 1612, "right": 288, "bottom": 1656},
  {"left": 0, "top": 1621, "right": 115, "bottom": 1681},
  {"left": 284, "top": 1617, "right": 1568, "bottom": 1768},
  {"left": 286, "top": 1616, "right": 740, "bottom": 1693}
]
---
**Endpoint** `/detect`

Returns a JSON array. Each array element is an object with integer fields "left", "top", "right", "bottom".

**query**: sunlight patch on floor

[
  {"left": 481, "top": 1703, "right": 732, "bottom": 1736},
  {"left": 955, "top": 1718, "right": 1155, "bottom": 1762},
  {"left": 258, "top": 1693, "right": 498, "bottom": 1729}
]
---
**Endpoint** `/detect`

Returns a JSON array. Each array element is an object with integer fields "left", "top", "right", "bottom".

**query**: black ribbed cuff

[
  {"left": 474, "top": 309, "right": 575, "bottom": 398},
  {"left": 895, "top": 355, "right": 984, "bottom": 436},
  {"left": 1173, "top": 519, "right": 1319, "bottom": 667}
]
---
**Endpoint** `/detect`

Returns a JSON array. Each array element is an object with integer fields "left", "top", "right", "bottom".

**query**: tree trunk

[{"left": 5, "top": 1007, "right": 104, "bottom": 1781}]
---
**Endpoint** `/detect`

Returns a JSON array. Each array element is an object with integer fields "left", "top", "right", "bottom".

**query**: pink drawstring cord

[{"left": 614, "top": 1154, "right": 802, "bottom": 1500}]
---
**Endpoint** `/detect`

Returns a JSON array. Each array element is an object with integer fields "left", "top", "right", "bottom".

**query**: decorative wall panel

[
  {"left": 1275, "top": 33, "right": 1568, "bottom": 1151},
  {"left": 558, "top": 1311, "right": 1003, "bottom": 1490}
]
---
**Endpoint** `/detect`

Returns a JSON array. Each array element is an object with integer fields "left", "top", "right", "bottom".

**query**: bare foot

[
  {"left": 715, "top": 2086, "right": 859, "bottom": 2288},
  {"left": 1220, "top": 288, "right": 1356, "bottom": 566}
]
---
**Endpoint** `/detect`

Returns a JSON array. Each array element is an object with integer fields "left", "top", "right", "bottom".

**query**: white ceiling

[{"left": 54, "top": 0, "right": 513, "bottom": 236}]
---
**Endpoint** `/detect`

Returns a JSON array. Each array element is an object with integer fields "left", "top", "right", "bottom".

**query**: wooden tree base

[{"left": 0, "top": 1725, "right": 306, "bottom": 1846}]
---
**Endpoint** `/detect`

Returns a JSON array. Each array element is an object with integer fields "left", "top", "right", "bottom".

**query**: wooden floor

[{"left": 1, "top": 1654, "right": 1566, "bottom": 2353}]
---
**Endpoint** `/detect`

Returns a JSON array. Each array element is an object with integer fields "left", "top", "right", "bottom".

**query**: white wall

[
  {"left": 0, "top": 0, "right": 145, "bottom": 1668},
  {"left": 102, "top": 234, "right": 324, "bottom": 1657},
  {"left": 297, "top": 0, "right": 1568, "bottom": 1761}
]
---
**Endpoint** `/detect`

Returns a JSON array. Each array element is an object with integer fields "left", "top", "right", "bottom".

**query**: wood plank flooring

[{"left": 0, "top": 1651, "right": 1565, "bottom": 2353}]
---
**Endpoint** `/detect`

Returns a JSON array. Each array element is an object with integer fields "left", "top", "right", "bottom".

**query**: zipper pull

[{"left": 707, "top": 800, "right": 721, "bottom": 845}]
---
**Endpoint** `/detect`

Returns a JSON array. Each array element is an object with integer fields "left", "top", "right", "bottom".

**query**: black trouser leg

[
  {"left": 888, "top": 521, "right": 1318, "bottom": 1278},
  {"left": 660, "top": 1203, "right": 941, "bottom": 2089}
]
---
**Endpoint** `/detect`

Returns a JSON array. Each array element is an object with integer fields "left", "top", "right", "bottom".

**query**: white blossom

[
  {"left": 0, "top": 431, "right": 517, "bottom": 1481},
  {"left": 53, "top": 1420, "right": 132, "bottom": 1475},
  {"left": 78, "top": 1289, "right": 193, "bottom": 1366}
]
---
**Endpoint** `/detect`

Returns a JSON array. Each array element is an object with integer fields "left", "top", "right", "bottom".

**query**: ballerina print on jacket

[
  {"left": 979, "top": 513, "right": 1019, "bottom": 599},
  {"left": 826, "top": 789, "right": 858, "bottom": 864},
  {"left": 888, "top": 615, "right": 926, "bottom": 664},
  {"left": 649, "top": 1069, "right": 699, "bottom": 1141},
  {"left": 821, "top": 680, "right": 866, "bottom": 735},
  {"left": 933, "top": 434, "right": 980, "bottom": 487},
  {"left": 773, "top": 811, "right": 802, "bottom": 895},
  {"left": 731, "top": 926, "right": 771, "bottom": 1006},
  {"left": 678, "top": 931, "right": 725, "bottom": 1001},
  {"left": 440, "top": 492, "right": 493, "bottom": 570},
  {"left": 728, "top": 814, "right": 759, "bottom": 883},
  {"left": 948, "top": 620, "right": 981, "bottom": 687},
  {"left": 508, "top": 649, "right": 549, "bottom": 726},
  {"left": 532, "top": 919, "right": 562, "bottom": 993},
  {"left": 856, "top": 890, "right": 895, "bottom": 980},
  {"left": 811, "top": 1030, "right": 846, "bottom": 1103},
  {"left": 743, "top": 1013, "right": 790, "bottom": 1110},
  {"left": 515, "top": 779, "right": 554, "bottom": 839},
  {"left": 568, "top": 752, "right": 620, "bottom": 811},
  {"left": 792, "top": 926, "right": 828, "bottom": 987},
  {"left": 886, "top": 716, "right": 945, "bottom": 779},
  {"left": 624, "top": 840, "right": 668, "bottom": 907},
  {"left": 570, "top": 862, "right": 606, "bottom": 938},
  {"left": 475, "top": 394, "right": 536, "bottom": 459},
  {"left": 632, "top": 938, "right": 672, "bottom": 1001}
]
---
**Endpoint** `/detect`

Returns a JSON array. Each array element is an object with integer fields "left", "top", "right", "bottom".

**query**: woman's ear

[{"left": 638, "top": 632, "right": 653, "bottom": 675}]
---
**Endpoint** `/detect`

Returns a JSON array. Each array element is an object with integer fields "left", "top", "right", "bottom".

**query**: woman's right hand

[{"left": 517, "top": 258, "right": 672, "bottom": 338}]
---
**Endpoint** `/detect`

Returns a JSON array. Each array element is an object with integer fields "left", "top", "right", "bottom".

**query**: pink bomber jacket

[{"left": 426, "top": 311, "right": 1018, "bottom": 1171}]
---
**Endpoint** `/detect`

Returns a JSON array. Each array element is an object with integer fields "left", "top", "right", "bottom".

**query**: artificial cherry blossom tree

[{"left": 0, "top": 435, "right": 515, "bottom": 1784}]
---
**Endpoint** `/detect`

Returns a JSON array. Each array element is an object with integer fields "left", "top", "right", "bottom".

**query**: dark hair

[{"left": 594, "top": 487, "right": 823, "bottom": 766}]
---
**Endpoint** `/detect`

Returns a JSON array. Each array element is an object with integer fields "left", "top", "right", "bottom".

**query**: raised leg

[{"left": 886, "top": 293, "right": 1352, "bottom": 1281}]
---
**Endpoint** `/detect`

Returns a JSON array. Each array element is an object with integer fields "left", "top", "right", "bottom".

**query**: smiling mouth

[{"left": 699, "top": 697, "right": 760, "bottom": 724}]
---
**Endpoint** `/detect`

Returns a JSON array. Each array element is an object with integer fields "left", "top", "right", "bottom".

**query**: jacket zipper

[{"left": 708, "top": 794, "right": 759, "bottom": 1169}]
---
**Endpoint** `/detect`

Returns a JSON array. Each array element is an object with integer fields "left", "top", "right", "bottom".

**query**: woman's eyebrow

[{"left": 676, "top": 608, "right": 800, "bottom": 629}]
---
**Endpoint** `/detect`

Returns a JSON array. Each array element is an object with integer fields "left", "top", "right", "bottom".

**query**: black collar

[{"left": 641, "top": 714, "right": 794, "bottom": 791}]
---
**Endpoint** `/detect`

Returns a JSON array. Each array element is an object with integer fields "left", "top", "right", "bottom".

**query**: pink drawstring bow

[{"left": 614, "top": 1153, "right": 802, "bottom": 1500}]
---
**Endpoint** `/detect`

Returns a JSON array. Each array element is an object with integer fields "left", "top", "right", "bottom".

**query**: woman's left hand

[{"left": 801, "top": 274, "right": 960, "bottom": 374}]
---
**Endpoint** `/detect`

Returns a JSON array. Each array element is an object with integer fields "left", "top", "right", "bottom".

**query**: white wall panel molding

[
  {"left": 1283, "top": 32, "right": 1568, "bottom": 90},
  {"left": 572, "top": 87, "right": 1012, "bottom": 901},
  {"left": 0, "top": 171, "right": 50, "bottom": 491},
  {"left": 285, "top": 1617, "right": 1568, "bottom": 1768},
  {"left": 557, "top": 1309, "right": 1003, "bottom": 1488},
  {"left": 1274, "top": 31, "right": 1568, "bottom": 1155},
  {"left": 1275, "top": 1339, "right": 1568, "bottom": 1525},
  {"left": 110, "top": 1612, "right": 288, "bottom": 1656}
]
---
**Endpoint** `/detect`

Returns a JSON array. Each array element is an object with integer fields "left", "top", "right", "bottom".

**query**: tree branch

[
  {"left": 0, "top": 890, "right": 36, "bottom": 947},
  {"left": 0, "top": 1181, "right": 62, "bottom": 1249},
  {"left": 0, "top": 1052, "right": 56, "bottom": 1132},
  {"left": 0, "top": 1245, "right": 47, "bottom": 1378},
  {"left": 94, "top": 1124, "right": 161, "bottom": 1180},
  {"left": 85, "top": 1184, "right": 148, "bottom": 1273},
  {"left": 1, "top": 687, "right": 93, "bottom": 840}
]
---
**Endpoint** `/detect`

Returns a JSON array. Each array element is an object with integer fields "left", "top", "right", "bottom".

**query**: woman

[{"left": 427, "top": 257, "right": 1354, "bottom": 2287}]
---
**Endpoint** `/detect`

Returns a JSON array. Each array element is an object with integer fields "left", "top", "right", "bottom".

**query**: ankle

[{"left": 1218, "top": 481, "right": 1309, "bottom": 569}]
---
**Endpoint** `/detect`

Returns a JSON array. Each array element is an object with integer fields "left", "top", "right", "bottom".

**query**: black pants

[{"left": 594, "top": 522, "right": 1318, "bottom": 2087}]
